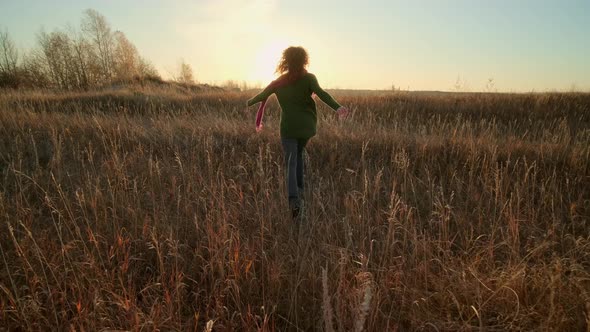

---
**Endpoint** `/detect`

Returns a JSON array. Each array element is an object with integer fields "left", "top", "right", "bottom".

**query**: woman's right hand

[{"left": 336, "top": 106, "right": 350, "bottom": 120}]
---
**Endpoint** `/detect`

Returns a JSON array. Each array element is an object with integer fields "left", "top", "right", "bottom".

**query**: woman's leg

[
  {"left": 281, "top": 138, "right": 299, "bottom": 204},
  {"left": 296, "top": 138, "right": 308, "bottom": 197}
]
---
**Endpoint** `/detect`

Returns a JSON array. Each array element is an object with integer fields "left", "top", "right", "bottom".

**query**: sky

[{"left": 1, "top": 0, "right": 589, "bottom": 92}]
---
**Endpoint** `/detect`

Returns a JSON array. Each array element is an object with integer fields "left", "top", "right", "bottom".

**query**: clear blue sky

[{"left": 1, "top": 0, "right": 589, "bottom": 91}]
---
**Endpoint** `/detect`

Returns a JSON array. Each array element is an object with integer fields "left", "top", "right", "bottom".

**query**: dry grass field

[{"left": 0, "top": 87, "right": 589, "bottom": 331}]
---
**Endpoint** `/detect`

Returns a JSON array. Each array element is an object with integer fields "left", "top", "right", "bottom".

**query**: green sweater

[{"left": 247, "top": 73, "right": 341, "bottom": 139}]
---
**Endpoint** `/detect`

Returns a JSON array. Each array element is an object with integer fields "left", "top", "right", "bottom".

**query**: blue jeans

[{"left": 281, "top": 138, "right": 309, "bottom": 204}]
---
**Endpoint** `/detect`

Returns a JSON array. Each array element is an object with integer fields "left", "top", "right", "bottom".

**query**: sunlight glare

[{"left": 250, "top": 40, "right": 290, "bottom": 84}]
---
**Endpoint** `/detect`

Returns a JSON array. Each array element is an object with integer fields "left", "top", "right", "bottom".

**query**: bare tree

[
  {"left": 222, "top": 80, "right": 240, "bottom": 91},
  {"left": 21, "top": 51, "right": 49, "bottom": 87},
  {"left": 176, "top": 58, "right": 195, "bottom": 85},
  {"left": 81, "top": 9, "right": 114, "bottom": 83},
  {"left": 37, "top": 30, "right": 83, "bottom": 89},
  {"left": 0, "top": 29, "right": 18, "bottom": 77},
  {"left": 2, "top": 9, "right": 160, "bottom": 89},
  {"left": 66, "top": 25, "right": 94, "bottom": 89},
  {"left": 138, "top": 57, "right": 160, "bottom": 79},
  {"left": 113, "top": 31, "right": 139, "bottom": 82}
]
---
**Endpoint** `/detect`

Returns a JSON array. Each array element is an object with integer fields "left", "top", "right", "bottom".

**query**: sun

[{"left": 250, "top": 40, "right": 290, "bottom": 84}]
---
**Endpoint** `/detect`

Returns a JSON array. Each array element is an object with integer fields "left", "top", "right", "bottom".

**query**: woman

[{"left": 247, "top": 46, "right": 349, "bottom": 219}]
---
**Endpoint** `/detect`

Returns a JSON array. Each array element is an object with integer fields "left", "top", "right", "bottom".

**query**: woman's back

[
  {"left": 275, "top": 73, "right": 318, "bottom": 139},
  {"left": 248, "top": 72, "right": 342, "bottom": 139}
]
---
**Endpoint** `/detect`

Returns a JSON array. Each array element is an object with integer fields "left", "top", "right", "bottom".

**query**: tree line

[{"left": 0, "top": 9, "right": 195, "bottom": 90}]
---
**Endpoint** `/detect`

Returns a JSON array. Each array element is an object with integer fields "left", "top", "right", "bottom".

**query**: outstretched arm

[
  {"left": 309, "top": 74, "right": 342, "bottom": 111},
  {"left": 247, "top": 84, "right": 275, "bottom": 106}
]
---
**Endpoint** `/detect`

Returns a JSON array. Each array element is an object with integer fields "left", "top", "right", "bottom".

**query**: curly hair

[{"left": 276, "top": 46, "right": 309, "bottom": 75}]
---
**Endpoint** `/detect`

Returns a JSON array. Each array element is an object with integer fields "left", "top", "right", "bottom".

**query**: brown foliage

[{"left": 0, "top": 90, "right": 589, "bottom": 330}]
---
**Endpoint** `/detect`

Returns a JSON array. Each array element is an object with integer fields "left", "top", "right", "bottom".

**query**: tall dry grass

[{"left": 0, "top": 88, "right": 589, "bottom": 331}]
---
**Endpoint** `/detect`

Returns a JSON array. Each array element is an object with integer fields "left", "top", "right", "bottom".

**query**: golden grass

[{"left": 0, "top": 88, "right": 589, "bottom": 331}]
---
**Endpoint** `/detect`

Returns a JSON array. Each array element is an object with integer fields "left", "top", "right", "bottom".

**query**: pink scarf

[{"left": 255, "top": 69, "right": 307, "bottom": 132}]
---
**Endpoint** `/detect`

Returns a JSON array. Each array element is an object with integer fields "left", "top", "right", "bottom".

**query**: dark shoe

[
  {"left": 289, "top": 198, "right": 303, "bottom": 220},
  {"left": 292, "top": 206, "right": 300, "bottom": 219}
]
